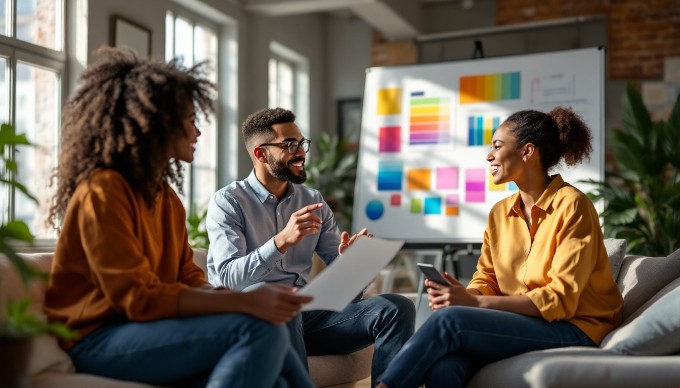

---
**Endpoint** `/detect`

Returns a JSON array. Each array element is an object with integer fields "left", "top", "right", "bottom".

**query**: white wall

[
  {"left": 324, "top": 15, "right": 372, "bottom": 136},
  {"left": 85, "top": 0, "right": 168, "bottom": 62},
  {"left": 75, "top": 0, "right": 330, "bottom": 184},
  {"left": 237, "top": 12, "right": 327, "bottom": 178}
]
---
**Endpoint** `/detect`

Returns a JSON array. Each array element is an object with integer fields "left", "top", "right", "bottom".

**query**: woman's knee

[{"left": 427, "top": 306, "right": 482, "bottom": 333}]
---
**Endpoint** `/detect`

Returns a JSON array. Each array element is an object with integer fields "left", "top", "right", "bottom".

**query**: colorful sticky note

[
  {"left": 436, "top": 167, "right": 459, "bottom": 190},
  {"left": 407, "top": 169, "right": 431, "bottom": 191},
  {"left": 390, "top": 194, "right": 401, "bottom": 206},
  {"left": 410, "top": 198, "right": 422, "bottom": 213},
  {"left": 377, "top": 88, "right": 402, "bottom": 115},
  {"left": 378, "top": 160, "right": 403, "bottom": 191},
  {"left": 424, "top": 197, "right": 442, "bottom": 215},
  {"left": 466, "top": 168, "right": 486, "bottom": 203},
  {"left": 379, "top": 126, "right": 401, "bottom": 153}
]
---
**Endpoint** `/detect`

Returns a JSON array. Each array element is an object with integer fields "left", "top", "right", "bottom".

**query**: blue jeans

[
  {"left": 378, "top": 306, "right": 596, "bottom": 388},
  {"left": 287, "top": 293, "right": 416, "bottom": 388},
  {"left": 68, "top": 314, "right": 313, "bottom": 388}
]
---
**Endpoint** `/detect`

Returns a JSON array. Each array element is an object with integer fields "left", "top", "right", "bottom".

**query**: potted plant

[
  {"left": 187, "top": 203, "right": 209, "bottom": 250},
  {"left": 0, "top": 123, "right": 75, "bottom": 387},
  {"left": 581, "top": 83, "right": 680, "bottom": 256}
]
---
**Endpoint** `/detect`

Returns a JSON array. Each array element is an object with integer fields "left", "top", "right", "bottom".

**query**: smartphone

[{"left": 417, "top": 263, "right": 452, "bottom": 285}]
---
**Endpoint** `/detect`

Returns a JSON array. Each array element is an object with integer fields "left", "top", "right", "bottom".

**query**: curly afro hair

[{"left": 47, "top": 46, "right": 216, "bottom": 229}]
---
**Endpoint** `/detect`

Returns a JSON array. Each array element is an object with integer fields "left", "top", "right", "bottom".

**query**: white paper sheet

[{"left": 299, "top": 237, "right": 405, "bottom": 311}]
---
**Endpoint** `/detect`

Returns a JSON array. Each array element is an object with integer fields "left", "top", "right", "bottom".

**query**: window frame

[
  {"left": 0, "top": 0, "right": 66, "bottom": 245},
  {"left": 268, "top": 40, "right": 309, "bottom": 137},
  {"left": 165, "top": 4, "right": 220, "bottom": 211}
]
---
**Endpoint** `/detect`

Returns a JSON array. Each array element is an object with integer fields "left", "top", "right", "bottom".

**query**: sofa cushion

[
  {"left": 32, "top": 372, "right": 159, "bottom": 388},
  {"left": 601, "top": 276, "right": 680, "bottom": 355},
  {"left": 522, "top": 354, "right": 680, "bottom": 388},
  {"left": 467, "top": 347, "right": 604, "bottom": 388},
  {"left": 616, "top": 247, "right": 680, "bottom": 320},
  {"left": 604, "top": 238, "right": 627, "bottom": 280}
]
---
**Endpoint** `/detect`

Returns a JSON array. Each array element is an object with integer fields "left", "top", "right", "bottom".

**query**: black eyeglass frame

[{"left": 259, "top": 139, "right": 311, "bottom": 154}]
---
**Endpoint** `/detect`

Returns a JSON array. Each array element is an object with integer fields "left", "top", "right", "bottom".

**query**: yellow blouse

[{"left": 468, "top": 174, "right": 623, "bottom": 344}]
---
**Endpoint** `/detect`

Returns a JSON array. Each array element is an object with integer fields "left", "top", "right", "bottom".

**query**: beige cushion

[
  {"left": 309, "top": 345, "right": 373, "bottom": 387},
  {"left": 1, "top": 253, "right": 75, "bottom": 376},
  {"left": 616, "top": 248, "right": 680, "bottom": 320},
  {"left": 604, "top": 238, "right": 627, "bottom": 280},
  {"left": 601, "top": 276, "right": 680, "bottom": 355},
  {"left": 192, "top": 248, "right": 208, "bottom": 274},
  {"left": 32, "top": 372, "right": 157, "bottom": 388}
]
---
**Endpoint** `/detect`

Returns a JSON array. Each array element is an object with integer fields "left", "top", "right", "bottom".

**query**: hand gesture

[
  {"left": 274, "top": 203, "right": 323, "bottom": 253},
  {"left": 426, "top": 272, "right": 479, "bottom": 310},
  {"left": 244, "top": 284, "right": 313, "bottom": 324},
  {"left": 338, "top": 228, "right": 373, "bottom": 254}
]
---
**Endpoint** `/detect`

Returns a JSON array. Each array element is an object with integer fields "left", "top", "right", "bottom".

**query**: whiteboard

[{"left": 352, "top": 47, "right": 605, "bottom": 243}]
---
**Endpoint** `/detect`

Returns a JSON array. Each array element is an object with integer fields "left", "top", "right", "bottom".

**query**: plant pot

[{"left": 0, "top": 336, "right": 33, "bottom": 388}]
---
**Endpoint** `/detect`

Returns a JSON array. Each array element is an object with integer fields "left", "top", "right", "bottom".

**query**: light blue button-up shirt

[{"left": 206, "top": 170, "right": 341, "bottom": 291}]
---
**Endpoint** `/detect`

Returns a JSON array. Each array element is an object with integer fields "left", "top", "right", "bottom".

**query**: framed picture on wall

[
  {"left": 337, "top": 98, "right": 363, "bottom": 144},
  {"left": 111, "top": 15, "right": 151, "bottom": 59}
]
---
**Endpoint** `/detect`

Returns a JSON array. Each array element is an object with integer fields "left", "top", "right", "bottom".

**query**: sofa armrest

[
  {"left": 524, "top": 355, "right": 680, "bottom": 388},
  {"left": 309, "top": 345, "right": 373, "bottom": 388}
]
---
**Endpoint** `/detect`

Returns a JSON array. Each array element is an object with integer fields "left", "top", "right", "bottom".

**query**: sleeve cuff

[
  {"left": 260, "top": 238, "right": 285, "bottom": 265},
  {"left": 526, "top": 288, "right": 557, "bottom": 322}
]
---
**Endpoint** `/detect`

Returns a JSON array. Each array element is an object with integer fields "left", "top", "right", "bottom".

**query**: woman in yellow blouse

[
  {"left": 377, "top": 107, "right": 623, "bottom": 388},
  {"left": 44, "top": 47, "right": 313, "bottom": 388}
]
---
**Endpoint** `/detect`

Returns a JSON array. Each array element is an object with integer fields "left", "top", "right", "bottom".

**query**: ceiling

[{"left": 241, "top": 0, "right": 470, "bottom": 40}]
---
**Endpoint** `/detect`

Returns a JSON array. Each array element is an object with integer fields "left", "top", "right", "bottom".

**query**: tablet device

[{"left": 417, "top": 263, "right": 452, "bottom": 285}]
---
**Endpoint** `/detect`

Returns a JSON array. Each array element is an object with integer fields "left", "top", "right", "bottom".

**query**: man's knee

[{"left": 380, "top": 293, "right": 417, "bottom": 321}]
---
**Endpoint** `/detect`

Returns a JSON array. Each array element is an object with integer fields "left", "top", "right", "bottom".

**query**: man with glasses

[{"left": 206, "top": 107, "right": 415, "bottom": 386}]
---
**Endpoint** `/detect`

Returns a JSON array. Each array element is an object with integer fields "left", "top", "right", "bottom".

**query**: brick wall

[
  {"left": 497, "top": 0, "right": 680, "bottom": 79},
  {"left": 371, "top": 31, "right": 418, "bottom": 67},
  {"left": 371, "top": 0, "right": 680, "bottom": 80}
]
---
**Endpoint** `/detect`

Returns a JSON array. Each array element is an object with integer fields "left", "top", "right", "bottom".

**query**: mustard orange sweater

[{"left": 44, "top": 170, "right": 208, "bottom": 346}]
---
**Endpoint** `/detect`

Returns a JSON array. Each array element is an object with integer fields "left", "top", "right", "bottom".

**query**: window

[
  {"left": 166, "top": 9, "right": 218, "bottom": 211},
  {"left": 0, "top": 0, "right": 64, "bottom": 240},
  {"left": 269, "top": 54, "right": 295, "bottom": 111},
  {"left": 268, "top": 41, "right": 309, "bottom": 137}
]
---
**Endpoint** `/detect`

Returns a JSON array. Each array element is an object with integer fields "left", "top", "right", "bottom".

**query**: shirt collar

[
  {"left": 507, "top": 174, "right": 566, "bottom": 216},
  {"left": 246, "top": 169, "right": 296, "bottom": 203}
]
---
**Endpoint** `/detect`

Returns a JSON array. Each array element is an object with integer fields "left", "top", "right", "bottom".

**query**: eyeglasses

[{"left": 259, "top": 139, "right": 311, "bottom": 154}]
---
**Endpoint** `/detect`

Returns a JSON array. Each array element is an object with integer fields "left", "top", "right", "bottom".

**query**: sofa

[
  {"left": 0, "top": 249, "right": 372, "bottom": 388},
  {"left": 466, "top": 239, "right": 680, "bottom": 387}
]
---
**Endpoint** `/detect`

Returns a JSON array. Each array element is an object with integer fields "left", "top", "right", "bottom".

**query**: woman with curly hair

[
  {"left": 44, "top": 47, "right": 314, "bottom": 388},
  {"left": 376, "top": 107, "right": 624, "bottom": 388}
]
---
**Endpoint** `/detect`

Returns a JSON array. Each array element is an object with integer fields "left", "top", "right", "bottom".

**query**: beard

[{"left": 269, "top": 152, "right": 307, "bottom": 184}]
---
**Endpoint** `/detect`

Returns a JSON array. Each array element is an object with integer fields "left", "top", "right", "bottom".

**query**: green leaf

[
  {"left": 587, "top": 83, "right": 680, "bottom": 256},
  {"left": 0, "top": 124, "right": 32, "bottom": 148},
  {"left": 667, "top": 90, "right": 680, "bottom": 136},
  {"left": 1, "top": 297, "right": 78, "bottom": 339},
  {"left": 621, "top": 82, "right": 652, "bottom": 140},
  {"left": 186, "top": 204, "right": 209, "bottom": 250},
  {"left": 0, "top": 220, "right": 35, "bottom": 242}
]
